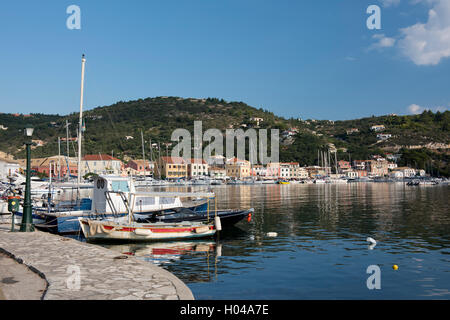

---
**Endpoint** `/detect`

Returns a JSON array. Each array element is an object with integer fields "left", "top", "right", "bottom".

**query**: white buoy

[
  {"left": 214, "top": 216, "right": 222, "bottom": 231},
  {"left": 366, "top": 237, "right": 377, "bottom": 245},
  {"left": 267, "top": 232, "right": 278, "bottom": 237}
]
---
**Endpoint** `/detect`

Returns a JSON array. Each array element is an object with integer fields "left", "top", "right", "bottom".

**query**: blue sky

[{"left": 0, "top": 0, "right": 449, "bottom": 120}]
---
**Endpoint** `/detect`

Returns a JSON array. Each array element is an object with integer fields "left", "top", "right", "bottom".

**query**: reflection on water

[{"left": 93, "top": 183, "right": 449, "bottom": 299}]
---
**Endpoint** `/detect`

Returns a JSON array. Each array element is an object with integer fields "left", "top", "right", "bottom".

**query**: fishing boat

[
  {"left": 135, "top": 207, "right": 254, "bottom": 227},
  {"left": 78, "top": 217, "right": 217, "bottom": 242},
  {"left": 78, "top": 187, "right": 219, "bottom": 242}
]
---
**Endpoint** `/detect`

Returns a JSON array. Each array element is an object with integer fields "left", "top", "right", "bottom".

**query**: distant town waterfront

[{"left": 95, "top": 183, "right": 450, "bottom": 299}]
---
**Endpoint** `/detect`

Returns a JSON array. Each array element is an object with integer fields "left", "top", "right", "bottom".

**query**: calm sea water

[{"left": 97, "top": 183, "right": 449, "bottom": 299}]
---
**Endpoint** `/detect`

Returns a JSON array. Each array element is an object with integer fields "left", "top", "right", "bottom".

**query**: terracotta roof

[
  {"left": 160, "top": 156, "right": 186, "bottom": 164},
  {"left": 0, "top": 157, "right": 20, "bottom": 164},
  {"left": 128, "top": 159, "right": 152, "bottom": 165},
  {"left": 83, "top": 154, "right": 121, "bottom": 161}
]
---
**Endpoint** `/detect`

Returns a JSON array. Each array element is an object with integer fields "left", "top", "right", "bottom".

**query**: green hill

[{"left": 0, "top": 97, "right": 449, "bottom": 176}]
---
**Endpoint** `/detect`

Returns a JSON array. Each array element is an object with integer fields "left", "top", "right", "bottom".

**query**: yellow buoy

[{"left": 393, "top": 265, "right": 398, "bottom": 270}]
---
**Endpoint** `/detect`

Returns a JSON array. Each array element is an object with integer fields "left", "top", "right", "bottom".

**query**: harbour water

[{"left": 75, "top": 183, "right": 449, "bottom": 299}]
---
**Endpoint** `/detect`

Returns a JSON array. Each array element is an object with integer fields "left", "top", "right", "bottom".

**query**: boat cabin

[{"left": 91, "top": 175, "right": 184, "bottom": 215}]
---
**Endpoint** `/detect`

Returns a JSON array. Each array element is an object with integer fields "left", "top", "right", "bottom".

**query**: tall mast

[
  {"left": 77, "top": 54, "right": 86, "bottom": 192},
  {"left": 58, "top": 137, "right": 61, "bottom": 180},
  {"left": 335, "top": 150, "right": 338, "bottom": 175},
  {"left": 141, "top": 129, "right": 146, "bottom": 178}
]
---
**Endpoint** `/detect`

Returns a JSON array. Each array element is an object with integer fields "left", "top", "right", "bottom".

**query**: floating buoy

[
  {"left": 366, "top": 237, "right": 377, "bottom": 245},
  {"left": 393, "top": 265, "right": 398, "bottom": 270},
  {"left": 247, "top": 213, "right": 252, "bottom": 222},
  {"left": 267, "top": 232, "right": 278, "bottom": 237}
]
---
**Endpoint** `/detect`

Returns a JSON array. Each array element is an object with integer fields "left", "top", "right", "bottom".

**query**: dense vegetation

[{"left": 0, "top": 97, "right": 449, "bottom": 176}]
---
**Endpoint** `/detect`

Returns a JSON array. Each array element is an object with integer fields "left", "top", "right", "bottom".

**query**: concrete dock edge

[{"left": 0, "top": 225, "right": 194, "bottom": 300}]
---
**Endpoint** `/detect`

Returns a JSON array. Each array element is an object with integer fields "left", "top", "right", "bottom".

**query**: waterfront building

[
  {"left": 279, "top": 162, "right": 302, "bottom": 179},
  {"left": 226, "top": 158, "right": 251, "bottom": 178},
  {"left": 124, "top": 159, "right": 154, "bottom": 176},
  {"left": 209, "top": 167, "right": 226, "bottom": 178},
  {"left": 18, "top": 156, "right": 79, "bottom": 178},
  {"left": 0, "top": 158, "right": 21, "bottom": 180},
  {"left": 367, "top": 160, "right": 389, "bottom": 177},
  {"left": 389, "top": 170, "right": 404, "bottom": 179},
  {"left": 251, "top": 165, "right": 267, "bottom": 177},
  {"left": 157, "top": 156, "right": 188, "bottom": 179},
  {"left": 82, "top": 154, "right": 123, "bottom": 176},
  {"left": 206, "top": 155, "right": 226, "bottom": 168},
  {"left": 352, "top": 160, "right": 367, "bottom": 171},
  {"left": 394, "top": 167, "right": 416, "bottom": 177},
  {"left": 266, "top": 162, "right": 280, "bottom": 178},
  {"left": 337, "top": 160, "right": 351, "bottom": 173},
  {"left": 187, "top": 158, "right": 209, "bottom": 178},
  {"left": 280, "top": 163, "right": 291, "bottom": 178},
  {"left": 305, "top": 166, "right": 328, "bottom": 178}
]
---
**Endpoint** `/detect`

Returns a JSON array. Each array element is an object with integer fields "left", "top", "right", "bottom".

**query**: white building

[
  {"left": 371, "top": 125, "right": 385, "bottom": 132},
  {"left": 389, "top": 171, "right": 404, "bottom": 179},
  {"left": 394, "top": 167, "right": 416, "bottom": 178},
  {"left": 280, "top": 163, "right": 291, "bottom": 179},
  {"left": 0, "top": 158, "right": 21, "bottom": 181},
  {"left": 187, "top": 159, "right": 209, "bottom": 178},
  {"left": 251, "top": 165, "right": 267, "bottom": 177},
  {"left": 82, "top": 154, "right": 123, "bottom": 176}
]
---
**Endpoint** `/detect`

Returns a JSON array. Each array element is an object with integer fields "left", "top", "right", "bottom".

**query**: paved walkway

[
  {"left": 0, "top": 224, "right": 194, "bottom": 300},
  {"left": 0, "top": 252, "right": 47, "bottom": 300}
]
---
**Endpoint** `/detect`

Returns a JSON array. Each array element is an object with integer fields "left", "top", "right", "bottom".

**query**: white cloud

[
  {"left": 380, "top": 0, "right": 401, "bottom": 8},
  {"left": 369, "top": 34, "right": 397, "bottom": 50},
  {"left": 408, "top": 104, "right": 423, "bottom": 114},
  {"left": 397, "top": 0, "right": 450, "bottom": 65}
]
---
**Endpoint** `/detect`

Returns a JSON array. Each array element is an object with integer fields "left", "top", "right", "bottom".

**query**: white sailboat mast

[{"left": 77, "top": 54, "right": 86, "bottom": 190}]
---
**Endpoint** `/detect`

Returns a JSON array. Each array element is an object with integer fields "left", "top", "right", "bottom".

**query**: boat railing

[{"left": 104, "top": 190, "right": 219, "bottom": 224}]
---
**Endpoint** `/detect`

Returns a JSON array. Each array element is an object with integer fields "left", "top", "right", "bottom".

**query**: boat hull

[
  {"left": 141, "top": 208, "right": 254, "bottom": 227},
  {"left": 78, "top": 218, "right": 216, "bottom": 242}
]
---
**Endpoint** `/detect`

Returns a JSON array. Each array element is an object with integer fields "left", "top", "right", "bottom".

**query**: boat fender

[
  {"left": 134, "top": 228, "right": 153, "bottom": 236},
  {"left": 195, "top": 226, "right": 210, "bottom": 234},
  {"left": 214, "top": 216, "right": 222, "bottom": 231},
  {"left": 247, "top": 213, "right": 252, "bottom": 222}
]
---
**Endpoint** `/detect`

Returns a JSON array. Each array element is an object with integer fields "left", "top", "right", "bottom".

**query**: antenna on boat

[{"left": 77, "top": 54, "right": 86, "bottom": 197}]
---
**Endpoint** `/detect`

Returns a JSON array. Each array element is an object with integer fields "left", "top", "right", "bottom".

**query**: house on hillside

[{"left": 371, "top": 125, "right": 385, "bottom": 132}]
